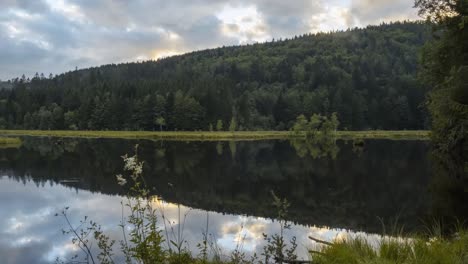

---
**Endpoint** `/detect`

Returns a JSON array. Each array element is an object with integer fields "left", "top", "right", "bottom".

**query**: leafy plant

[{"left": 261, "top": 191, "right": 297, "bottom": 263}]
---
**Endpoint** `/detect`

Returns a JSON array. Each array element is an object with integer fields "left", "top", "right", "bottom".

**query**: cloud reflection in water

[{"left": 0, "top": 175, "right": 378, "bottom": 263}]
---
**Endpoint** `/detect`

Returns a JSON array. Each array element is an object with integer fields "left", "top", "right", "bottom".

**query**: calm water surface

[{"left": 0, "top": 138, "right": 442, "bottom": 263}]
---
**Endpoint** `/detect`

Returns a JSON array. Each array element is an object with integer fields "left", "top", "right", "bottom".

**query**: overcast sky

[{"left": 0, "top": 0, "right": 419, "bottom": 80}]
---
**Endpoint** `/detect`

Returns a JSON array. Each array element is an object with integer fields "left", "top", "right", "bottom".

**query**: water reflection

[
  {"left": 0, "top": 137, "right": 434, "bottom": 232},
  {"left": 0, "top": 176, "right": 371, "bottom": 263},
  {"left": 289, "top": 136, "right": 339, "bottom": 159},
  {"left": 428, "top": 148, "right": 468, "bottom": 232},
  {"left": 0, "top": 137, "right": 452, "bottom": 263}
]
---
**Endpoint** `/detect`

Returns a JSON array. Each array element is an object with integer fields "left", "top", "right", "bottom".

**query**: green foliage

[
  {"left": 64, "top": 111, "right": 78, "bottom": 130},
  {"left": 171, "top": 91, "right": 205, "bottom": 130},
  {"left": 321, "top": 112, "right": 339, "bottom": 137},
  {"left": 291, "top": 113, "right": 339, "bottom": 138},
  {"left": 309, "top": 114, "right": 322, "bottom": 132},
  {"left": 94, "top": 225, "right": 116, "bottom": 264},
  {"left": 229, "top": 117, "right": 237, "bottom": 132},
  {"left": 261, "top": 191, "right": 297, "bottom": 263},
  {"left": 313, "top": 230, "right": 468, "bottom": 264},
  {"left": 216, "top": 120, "right": 223, "bottom": 131},
  {"left": 289, "top": 113, "right": 340, "bottom": 159},
  {"left": 0, "top": 22, "right": 431, "bottom": 131},
  {"left": 291, "top": 115, "right": 308, "bottom": 135},
  {"left": 155, "top": 116, "right": 166, "bottom": 131},
  {"left": 416, "top": 0, "right": 468, "bottom": 156},
  {"left": 290, "top": 136, "right": 340, "bottom": 159},
  {"left": 313, "top": 237, "right": 376, "bottom": 264},
  {"left": 415, "top": 0, "right": 468, "bottom": 217},
  {"left": 118, "top": 149, "right": 168, "bottom": 263}
]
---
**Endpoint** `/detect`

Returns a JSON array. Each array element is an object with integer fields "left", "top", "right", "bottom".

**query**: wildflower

[
  {"left": 426, "top": 237, "right": 438, "bottom": 246},
  {"left": 123, "top": 156, "right": 137, "bottom": 171},
  {"left": 116, "top": 174, "right": 127, "bottom": 186},
  {"left": 135, "top": 162, "right": 143, "bottom": 174}
]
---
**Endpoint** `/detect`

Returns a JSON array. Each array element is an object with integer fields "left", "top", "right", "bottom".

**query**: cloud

[
  {"left": 0, "top": 0, "right": 418, "bottom": 80},
  {"left": 217, "top": 5, "right": 270, "bottom": 43},
  {"left": 0, "top": 176, "right": 307, "bottom": 262},
  {"left": 0, "top": 0, "right": 49, "bottom": 14},
  {"left": 0, "top": 240, "right": 52, "bottom": 264},
  {"left": 251, "top": 0, "right": 324, "bottom": 37},
  {"left": 349, "top": 0, "right": 419, "bottom": 26}
]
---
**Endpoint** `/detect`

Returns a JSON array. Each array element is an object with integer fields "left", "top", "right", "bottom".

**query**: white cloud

[
  {"left": 349, "top": 0, "right": 419, "bottom": 26},
  {"left": 217, "top": 4, "right": 270, "bottom": 43},
  {"left": 0, "top": 0, "right": 419, "bottom": 79}
]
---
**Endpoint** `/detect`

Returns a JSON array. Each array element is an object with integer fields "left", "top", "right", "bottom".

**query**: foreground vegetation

[
  {"left": 0, "top": 129, "right": 430, "bottom": 141},
  {"left": 313, "top": 230, "right": 468, "bottom": 264}
]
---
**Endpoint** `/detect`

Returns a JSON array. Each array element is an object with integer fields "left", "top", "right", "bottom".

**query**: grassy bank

[
  {"left": 337, "top": 130, "right": 430, "bottom": 140},
  {"left": 0, "top": 130, "right": 430, "bottom": 141},
  {"left": 312, "top": 230, "right": 468, "bottom": 264}
]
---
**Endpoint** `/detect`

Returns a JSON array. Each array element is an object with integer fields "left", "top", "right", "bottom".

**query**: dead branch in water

[{"left": 308, "top": 236, "right": 333, "bottom": 246}]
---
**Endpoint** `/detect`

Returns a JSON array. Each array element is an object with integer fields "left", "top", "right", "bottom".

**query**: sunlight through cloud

[{"left": 217, "top": 4, "right": 270, "bottom": 43}]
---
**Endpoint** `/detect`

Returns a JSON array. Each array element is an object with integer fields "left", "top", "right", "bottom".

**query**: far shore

[{"left": 0, "top": 130, "right": 430, "bottom": 141}]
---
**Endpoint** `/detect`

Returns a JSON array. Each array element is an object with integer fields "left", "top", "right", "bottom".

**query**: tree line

[{"left": 0, "top": 21, "right": 431, "bottom": 131}]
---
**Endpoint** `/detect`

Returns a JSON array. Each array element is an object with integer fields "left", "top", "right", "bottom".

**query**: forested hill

[{"left": 0, "top": 21, "right": 431, "bottom": 131}]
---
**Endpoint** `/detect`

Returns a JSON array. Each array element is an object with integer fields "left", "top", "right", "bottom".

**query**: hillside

[
  {"left": 0, "top": 21, "right": 431, "bottom": 131},
  {"left": 0, "top": 81, "right": 12, "bottom": 90}
]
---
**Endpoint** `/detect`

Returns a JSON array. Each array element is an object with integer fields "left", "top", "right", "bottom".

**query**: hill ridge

[{"left": 0, "top": 21, "right": 431, "bottom": 131}]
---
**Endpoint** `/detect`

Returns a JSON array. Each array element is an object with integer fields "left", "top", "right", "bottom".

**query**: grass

[
  {"left": 337, "top": 130, "right": 430, "bottom": 140},
  {"left": 0, "top": 136, "right": 22, "bottom": 147},
  {"left": 312, "top": 230, "right": 468, "bottom": 264},
  {"left": 0, "top": 130, "right": 430, "bottom": 141}
]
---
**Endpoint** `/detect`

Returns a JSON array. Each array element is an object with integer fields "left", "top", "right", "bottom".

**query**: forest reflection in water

[
  {"left": 0, "top": 136, "right": 467, "bottom": 263},
  {"left": 1, "top": 137, "right": 436, "bottom": 231}
]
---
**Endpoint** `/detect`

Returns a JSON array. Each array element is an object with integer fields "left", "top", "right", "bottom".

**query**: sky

[{"left": 0, "top": 0, "right": 419, "bottom": 80}]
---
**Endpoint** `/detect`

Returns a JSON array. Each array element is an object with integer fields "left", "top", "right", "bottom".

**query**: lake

[{"left": 0, "top": 137, "right": 450, "bottom": 263}]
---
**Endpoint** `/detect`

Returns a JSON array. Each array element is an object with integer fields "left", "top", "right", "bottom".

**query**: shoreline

[{"left": 0, "top": 130, "right": 430, "bottom": 141}]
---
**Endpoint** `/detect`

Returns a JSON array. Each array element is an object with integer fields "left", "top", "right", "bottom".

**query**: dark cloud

[
  {"left": 252, "top": 0, "right": 323, "bottom": 37},
  {"left": 178, "top": 15, "right": 239, "bottom": 50},
  {"left": 0, "top": 241, "right": 52, "bottom": 264},
  {"left": 0, "top": 0, "right": 49, "bottom": 14},
  {"left": 0, "top": 0, "right": 418, "bottom": 80},
  {"left": 0, "top": 32, "right": 60, "bottom": 80}
]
